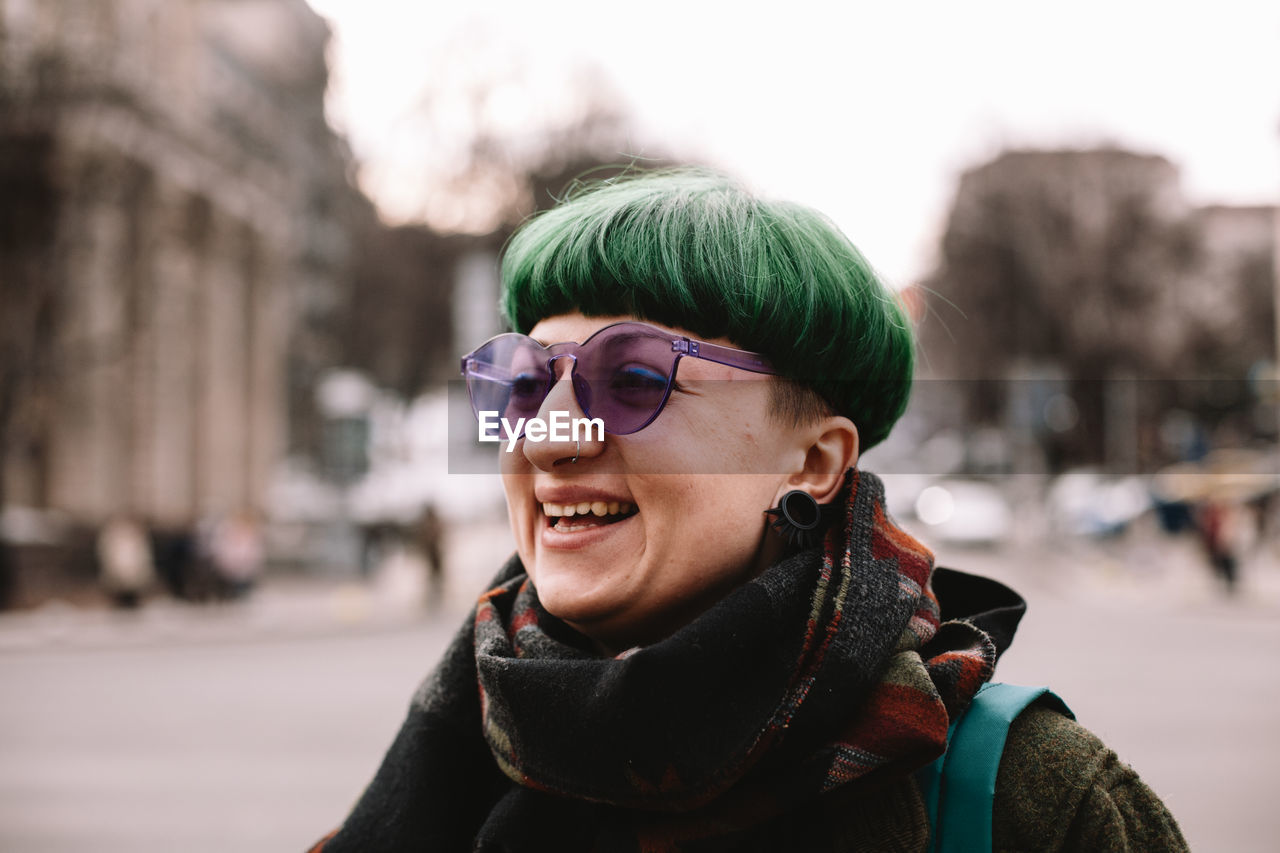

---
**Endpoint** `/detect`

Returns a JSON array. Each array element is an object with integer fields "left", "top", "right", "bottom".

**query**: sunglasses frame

[{"left": 460, "top": 321, "right": 778, "bottom": 437}]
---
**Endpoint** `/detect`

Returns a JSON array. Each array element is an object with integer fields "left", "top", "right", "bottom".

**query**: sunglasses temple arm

[{"left": 678, "top": 339, "right": 776, "bottom": 375}]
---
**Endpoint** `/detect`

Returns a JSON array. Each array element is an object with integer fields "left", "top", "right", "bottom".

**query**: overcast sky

[{"left": 305, "top": 0, "right": 1279, "bottom": 287}]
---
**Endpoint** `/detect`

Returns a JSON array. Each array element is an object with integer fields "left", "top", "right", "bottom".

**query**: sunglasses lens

[
  {"left": 578, "top": 328, "right": 676, "bottom": 434},
  {"left": 463, "top": 324, "right": 679, "bottom": 437},
  {"left": 464, "top": 336, "right": 549, "bottom": 428}
]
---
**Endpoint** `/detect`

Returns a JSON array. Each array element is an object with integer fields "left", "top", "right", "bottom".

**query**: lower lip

[{"left": 541, "top": 513, "right": 636, "bottom": 550}]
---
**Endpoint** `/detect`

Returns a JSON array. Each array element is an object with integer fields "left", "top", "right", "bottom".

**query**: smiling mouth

[{"left": 543, "top": 501, "right": 638, "bottom": 531}]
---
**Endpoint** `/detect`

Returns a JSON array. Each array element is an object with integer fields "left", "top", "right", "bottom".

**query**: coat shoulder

[{"left": 992, "top": 703, "right": 1188, "bottom": 852}]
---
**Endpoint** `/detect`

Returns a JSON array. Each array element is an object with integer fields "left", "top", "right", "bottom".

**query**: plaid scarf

[{"left": 313, "top": 471, "right": 998, "bottom": 852}]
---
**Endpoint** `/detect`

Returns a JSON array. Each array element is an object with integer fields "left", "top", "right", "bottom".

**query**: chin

[{"left": 529, "top": 558, "right": 617, "bottom": 621}]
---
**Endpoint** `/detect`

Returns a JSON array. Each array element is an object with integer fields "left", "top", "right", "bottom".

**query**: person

[
  {"left": 96, "top": 514, "right": 155, "bottom": 609},
  {"left": 208, "top": 508, "right": 264, "bottom": 600},
  {"left": 310, "top": 170, "right": 1186, "bottom": 851},
  {"left": 413, "top": 503, "right": 446, "bottom": 607}
]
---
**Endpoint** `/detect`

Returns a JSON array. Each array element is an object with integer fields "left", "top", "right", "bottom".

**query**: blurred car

[
  {"left": 912, "top": 479, "right": 1013, "bottom": 545},
  {"left": 1045, "top": 469, "right": 1151, "bottom": 538}
]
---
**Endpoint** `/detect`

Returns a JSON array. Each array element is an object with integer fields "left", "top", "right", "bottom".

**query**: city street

[
  {"left": 4, "top": 5, "right": 1276, "bottom": 853},
  {"left": 1, "top": 522, "right": 1278, "bottom": 852}
]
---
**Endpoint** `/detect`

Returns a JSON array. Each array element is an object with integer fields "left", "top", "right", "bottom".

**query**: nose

[{"left": 522, "top": 356, "right": 604, "bottom": 470}]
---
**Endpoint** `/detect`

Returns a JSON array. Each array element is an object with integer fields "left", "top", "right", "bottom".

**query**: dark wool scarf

[{"left": 313, "top": 471, "right": 998, "bottom": 852}]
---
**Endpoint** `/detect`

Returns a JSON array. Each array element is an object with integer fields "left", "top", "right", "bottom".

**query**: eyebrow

[{"left": 530, "top": 334, "right": 582, "bottom": 348}]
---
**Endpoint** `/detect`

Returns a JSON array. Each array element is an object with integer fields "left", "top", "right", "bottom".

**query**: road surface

[{"left": 1, "top": 523, "right": 1277, "bottom": 851}]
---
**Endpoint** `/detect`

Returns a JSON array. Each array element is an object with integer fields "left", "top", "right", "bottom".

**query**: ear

[{"left": 779, "top": 416, "right": 859, "bottom": 504}]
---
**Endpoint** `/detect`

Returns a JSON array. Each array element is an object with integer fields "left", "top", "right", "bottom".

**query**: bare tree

[
  {"left": 920, "top": 148, "right": 1273, "bottom": 470},
  {"left": 405, "top": 23, "right": 643, "bottom": 233},
  {"left": 923, "top": 148, "right": 1199, "bottom": 381},
  {"left": 337, "top": 31, "right": 676, "bottom": 397}
]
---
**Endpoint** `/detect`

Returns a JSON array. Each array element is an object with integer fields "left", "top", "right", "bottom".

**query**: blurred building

[
  {"left": 1185, "top": 204, "right": 1277, "bottom": 372},
  {"left": 0, "top": 0, "right": 371, "bottom": 527},
  {"left": 918, "top": 148, "right": 1277, "bottom": 474}
]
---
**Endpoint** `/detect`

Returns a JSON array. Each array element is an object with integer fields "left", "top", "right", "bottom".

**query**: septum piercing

[{"left": 570, "top": 439, "right": 580, "bottom": 464}]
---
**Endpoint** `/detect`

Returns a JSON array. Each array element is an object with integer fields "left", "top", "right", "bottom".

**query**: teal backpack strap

[{"left": 916, "top": 682, "right": 1074, "bottom": 853}]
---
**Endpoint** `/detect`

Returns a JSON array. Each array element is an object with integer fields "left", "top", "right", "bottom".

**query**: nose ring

[{"left": 570, "top": 439, "right": 580, "bottom": 464}]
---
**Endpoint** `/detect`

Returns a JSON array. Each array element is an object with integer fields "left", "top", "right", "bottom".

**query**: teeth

[{"left": 542, "top": 501, "right": 635, "bottom": 517}]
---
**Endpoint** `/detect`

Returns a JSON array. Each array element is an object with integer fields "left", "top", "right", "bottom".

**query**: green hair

[{"left": 498, "top": 168, "right": 915, "bottom": 449}]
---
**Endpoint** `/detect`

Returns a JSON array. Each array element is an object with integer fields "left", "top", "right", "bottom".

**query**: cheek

[
  {"left": 500, "top": 472, "right": 538, "bottom": 550},
  {"left": 649, "top": 477, "right": 772, "bottom": 567},
  {"left": 635, "top": 408, "right": 776, "bottom": 475},
  {"left": 499, "top": 444, "right": 528, "bottom": 475},
  {"left": 684, "top": 390, "right": 785, "bottom": 472}
]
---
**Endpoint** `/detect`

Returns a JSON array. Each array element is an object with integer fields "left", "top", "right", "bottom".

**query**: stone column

[
  {"left": 144, "top": 184, "right": 209, "bottom": 526},
  {"left": 48, "top": 150, "right": 136, "bottom": 521},
  {"left": 195, "top": 210, "right": 254, "bottom": 517},
  {"left": 121, "top": 160, "right": 159, "bottom": 521},
  {"left": 243, "top": 230, "right": 290, "bottom": 513}
]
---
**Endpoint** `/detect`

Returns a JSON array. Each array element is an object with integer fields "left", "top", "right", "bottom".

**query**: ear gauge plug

[{"left": 765, "top": 490, "right": 841, "bottom": 549}]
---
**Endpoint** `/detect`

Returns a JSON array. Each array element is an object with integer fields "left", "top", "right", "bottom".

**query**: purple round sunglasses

[{"left": 460, "top": 321, "right": 778, "bottom": 437}]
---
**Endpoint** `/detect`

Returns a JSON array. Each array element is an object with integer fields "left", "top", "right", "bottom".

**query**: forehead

[
  {"left": 526, "top": 313, "right": 769, "bottom": 385},
  {"left": 528, "top": 313, "right": 719, "bottom": 347}
]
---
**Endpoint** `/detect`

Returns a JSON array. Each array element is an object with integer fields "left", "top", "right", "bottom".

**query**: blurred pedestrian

[
  {"left": 209, "top": 508, "right": 264, "bottom": 600},
  {"left": 0, "top": 542, "right": 14, "bottom": 611},
  {"left": 152, "top": 524, "right": 197, "bottom": 600},
  {"left": 96, "top": 514, "right": 155, "bottom": 609},
  {"left": 358, "top": 521, "right": 398, "bottom": 578},
  {"left": 1194, "top": 499, "right": 1255, "bottom": 594},
  {"left": 311, "top": 170, "right": 1185, "bottom": 852},
  {"left": 413, "top": 504, "right": 444, "bottom": 607}
]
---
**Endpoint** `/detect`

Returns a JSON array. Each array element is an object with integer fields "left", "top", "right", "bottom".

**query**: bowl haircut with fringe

[{"left": 498, "top": 169, "right": 915, "bottom": 450}]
